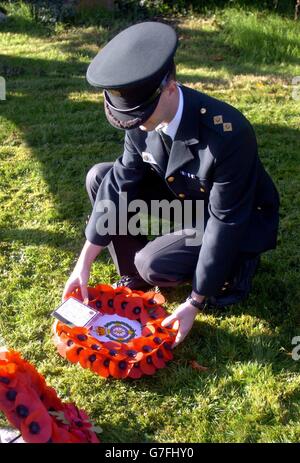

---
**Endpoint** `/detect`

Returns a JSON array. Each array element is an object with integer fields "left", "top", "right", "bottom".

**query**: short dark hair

[{"left": 168, "top": 60, "right": 177, "bottom": 82}]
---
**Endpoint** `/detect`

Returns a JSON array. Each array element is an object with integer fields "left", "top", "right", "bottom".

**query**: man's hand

[
  {"left": 161, "top": 301, "right": 199, "bottom": 348},
  {"left": 62, "top": 240, "right": 103, "bottom": 304},
  {"left": 62, "top": 264, "right": 91, "bottom": 303}
]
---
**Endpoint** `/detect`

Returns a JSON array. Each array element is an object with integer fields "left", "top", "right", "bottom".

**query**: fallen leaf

[
  {"left": 189, "top": 360, "right": 209, "bottom": 372},
  {"left": 211, "top": 55, "right": 224, "bottom": 61}
]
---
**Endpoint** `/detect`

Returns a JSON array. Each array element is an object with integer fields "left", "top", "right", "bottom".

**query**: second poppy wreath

[{"left": 52, "top": 284, "right": 178, "bottom": 379}]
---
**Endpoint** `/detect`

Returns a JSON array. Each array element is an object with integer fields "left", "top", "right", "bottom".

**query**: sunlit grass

[{"left": 0, "top": 3, "right": 299, "bottom": 443}]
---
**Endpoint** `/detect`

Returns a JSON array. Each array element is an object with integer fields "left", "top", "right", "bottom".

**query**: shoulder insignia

[
  {"left": 223, "top": 122, "right": 233, "bottom": 132},
  {"left": 213, "top": 115, "right": 223, "bottom": 125}
]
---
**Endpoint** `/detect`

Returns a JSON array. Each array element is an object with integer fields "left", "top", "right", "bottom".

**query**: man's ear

[{"left": 166, "top": 79, "right": 177, "bottom": 96}]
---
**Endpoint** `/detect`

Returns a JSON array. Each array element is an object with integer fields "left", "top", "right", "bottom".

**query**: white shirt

[{"left": 155, "top": 84, "right": 184, "bottom": 141}]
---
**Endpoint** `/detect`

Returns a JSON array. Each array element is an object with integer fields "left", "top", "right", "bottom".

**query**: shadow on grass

[{"left": 0, "top": 227, "right": 77, "bottom": 250}]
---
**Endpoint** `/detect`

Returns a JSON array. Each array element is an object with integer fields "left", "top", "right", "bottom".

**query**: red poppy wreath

[
  {"left": 52, "top": 284, "right": 178, "bottom": 379},
  {"left": 0, "top": 349, "right": 100, "bottom": 443}
]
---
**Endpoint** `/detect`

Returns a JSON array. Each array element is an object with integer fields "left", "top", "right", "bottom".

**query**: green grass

[{"left": 0, "top": 4, "right": 300, "bottom": 443}]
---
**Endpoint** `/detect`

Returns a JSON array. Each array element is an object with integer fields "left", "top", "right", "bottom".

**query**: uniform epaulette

[{"left": 199, "top": 105, "right": 236, "bottom": 137}]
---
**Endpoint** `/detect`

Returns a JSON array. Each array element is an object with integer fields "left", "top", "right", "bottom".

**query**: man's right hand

[
  {"left": 62, "top": 240, "right": 103, "bottom": 303},
  {"left": 62, "top": 265, "right": 91, "bottom": 303}
]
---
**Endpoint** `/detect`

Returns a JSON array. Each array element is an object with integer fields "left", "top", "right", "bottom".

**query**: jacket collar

[{"left": 174, "top": 84, "right": 201, "bottom": 144}]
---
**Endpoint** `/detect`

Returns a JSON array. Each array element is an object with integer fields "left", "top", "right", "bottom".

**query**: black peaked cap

[{"left": 86, "top": 22, "right": 178, "bottom": 130}]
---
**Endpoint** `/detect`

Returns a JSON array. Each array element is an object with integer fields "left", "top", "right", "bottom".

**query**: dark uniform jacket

[{"left": 86, "top": 85, "right": 280, "bottom": 296}]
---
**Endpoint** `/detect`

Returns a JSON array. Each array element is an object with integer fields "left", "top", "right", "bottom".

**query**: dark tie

[{"left": 159, "top": 129, "right": 173, "bottom": 155}]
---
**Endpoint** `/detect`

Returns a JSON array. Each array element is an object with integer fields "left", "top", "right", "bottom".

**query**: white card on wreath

[{"left": 52, "top": 297, "right": 99, "bottom": 327}]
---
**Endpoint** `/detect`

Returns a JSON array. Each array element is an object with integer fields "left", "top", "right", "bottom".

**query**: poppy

[
  {"left": 91, "top": 357, "right": 111, "bottom": 378},
  {"left": 142, "top": 291, "right": 165, "bottom": 307},
  {"left": 97, "top": 291, "right": 116, "bottom": 315},
  {"left": 21, "top": 409, "right": 53, "bottom": 443},
  {"left": 51, "top": 421, "right": 73, "bottom": 443},
  {"left": 88, "top": 430, "right": 101, "bottom": 444},
  {"left": 63, "top": 403, "right": 91, "bottom": 431},
  {"left": 160, "top": 341, "right": 174, "bottom": 361},
  {"left": 95, "top": 283, "right": 115, "bottom": 294},
  {"left": 109, "top": 359, "right": 133, "bottom": 379},
  {"left": 68, "top": 326, "right": 89, "bottom": 339},
  {"left": 53, "top": 331, "right": 69, "bottom": 358},
  {"left": 148, "top": 304, "right": 167, "bottom": 319},
  {"left": 131, "top": 337, "right": 156, "bottom": 353},
  {"left": 155, "top": 320, "right": 178, "bottom": 342},
  {"left": 124, "top": 346, "right": 143, "bottom": 364},
  {"left": 0, "top": 368, "right": 18, "bottom": 388},
  {"left": 64, "top": 286, "right": 82, "bottom": 302},
  {"left": 113, "top": 286, "right": 132, "bottom": 297},
  {"left": 152, "top": 349, "right": 167, "bottom": 369},
  {"left": 140, "top": 306, "right": 166, "bottom": 325},
  {"left": 78, "top": 348, "right": 100, "bottom": 370},
  {"left": 141, "top": 323, "right": 156, "bottom": 337},
  {"left": 106, "top": 349, "right": 127, "bottom": 363},
  {"left": 105, "top": 341, "right": 127, "bottom": 361},
  {"left": 86, "top": 338, "right": 103, "bottom": 352},
  {"left": 127, "top": 362, "right": 143, "bottom": 379},
  {"left": 0, "top": 384, "right": 19, "bottom": 413},
  {"left": 113, "top": 294, "right": 130, "bottom": 317},
  {"left": 86, "top": 286, "right": 101, "bottom": 305},
  {"left": 40, "top": 386, "right": 63, "bottom": 411},
  {"left": 65, "top": 344, "right": 84, "bottom": 364},
  {"left": 15, "top": 389, "right": 41, "bottom": 416},
  {"left": 130, "top": 290, "right": 145, "bottom": 297},
  {"left": 123, "top": 296, "right": 144, "bottom": 321},
  {"left": 140, "top": 356, "right": 156, "bottom": 375}
]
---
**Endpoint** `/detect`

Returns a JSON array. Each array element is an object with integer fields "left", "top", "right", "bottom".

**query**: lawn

[{"left": 0, "top": 3, "right": 300, "bottom": 443}]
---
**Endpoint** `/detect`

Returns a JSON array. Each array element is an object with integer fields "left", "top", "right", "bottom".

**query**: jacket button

[
  {"left": 257, "top": 206, "right": 262, "bottom": 211},
  {"left": 200, "top": 187, "right": 205, "bottom": 193},
  {"left": 178, "top": 193, "right": 185, "bottom": 199},
  {"left": 167, "top": 176, "right": 175, "bottom": 183},
  {"left": 200, "top": 107, "right": 207, "bottom": 114}
]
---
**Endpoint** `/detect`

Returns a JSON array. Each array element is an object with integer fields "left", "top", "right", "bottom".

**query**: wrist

[
  {"left": 191, "top": 290, "right": 205, "bottom": 303},
  {"left": 186, "top": 293, "right": 207, "bottom": 312}
]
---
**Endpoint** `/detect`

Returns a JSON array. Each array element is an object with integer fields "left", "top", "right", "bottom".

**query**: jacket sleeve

[
  {"left": 85, "top": 131, "right": 147, "bottom": 246},
  {"left": 192, "top": 126, "right": 259, "bottom": 296}
]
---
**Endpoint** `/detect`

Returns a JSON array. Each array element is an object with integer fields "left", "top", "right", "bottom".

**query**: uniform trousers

[{"left": 85, "top": 162, "right": 252, "bottom": 291}]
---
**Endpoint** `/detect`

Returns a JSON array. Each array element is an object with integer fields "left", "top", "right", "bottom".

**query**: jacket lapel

[
  {"left": 143, "top": 85, "right": 202, "bottom": 177},
  {"left": 165, "top": 140, "right": 194, "bottom": 178},
  {"left": 144, "top": 130, "right": 168, "bottom": 172},
  {"left": 165, "top": 85, "right": 201, "bottom": 179}
]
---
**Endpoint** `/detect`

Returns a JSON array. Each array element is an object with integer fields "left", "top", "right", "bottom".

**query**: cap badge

[{"left": 110, "top": 89, "right": 122, "bottom": 96}]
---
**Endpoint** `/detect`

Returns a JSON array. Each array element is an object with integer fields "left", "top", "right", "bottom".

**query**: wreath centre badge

[{"left": 89, "top": 314, "right": 141, "bottom": 343}]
